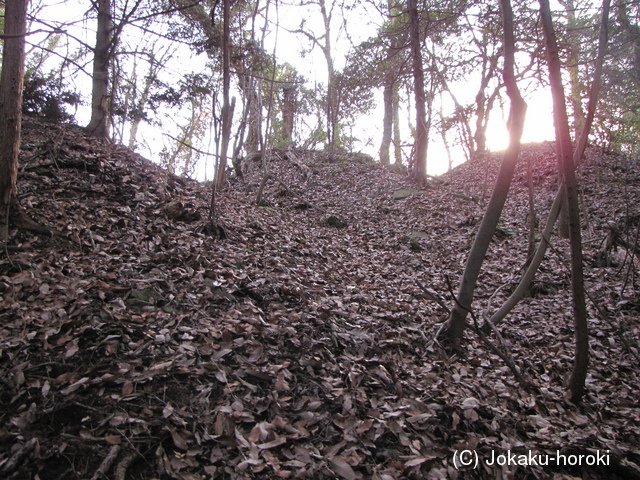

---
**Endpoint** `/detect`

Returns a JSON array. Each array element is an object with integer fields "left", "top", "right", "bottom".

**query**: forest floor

[{"left": 1, "top": 117, "right": 639, "bottom": 480}]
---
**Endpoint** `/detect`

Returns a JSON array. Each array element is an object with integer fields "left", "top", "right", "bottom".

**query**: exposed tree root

[
  {"left": 114, "top": 451, "right": 137, "bottom": 480},
  {"left": 9, "top": 205, "right": 52, "bottom": 236},
  {"left": 90, "top": 445, "right": 121, "bottom": 480},
  {"left": 2, "top": 197, "right": 52, "bottom": 238},
  {"left": 0, "top": 438, "right": 37, "bottom": 476},
  {"left": 2, "top": 202, "right": 52, "bottom": 267}
]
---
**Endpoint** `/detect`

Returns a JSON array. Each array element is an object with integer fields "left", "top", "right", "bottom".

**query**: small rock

[{"left": 325, "top": 214, "right": 348, "bottom": 228}]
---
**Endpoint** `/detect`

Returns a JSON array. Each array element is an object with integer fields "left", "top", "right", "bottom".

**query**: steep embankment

[{"left": 1, "top": 117, "right": 639, "bottom": 479}]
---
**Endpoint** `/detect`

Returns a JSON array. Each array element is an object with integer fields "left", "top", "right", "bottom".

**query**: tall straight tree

[
  {"left": 379, "top": 82, "right": 394, "bottom": 165},
  {"left": 539, "top": 0, "right": 589, "bottom": 404},
  {"left": 437, "top": 0, "right": 527, "bottom": 347},
  {"left": 86, "top": 0, "right": 113, "bottom": 137},
  {"left": 214, "top": 0, "right": 233, "bottom": 192},
  {"left": 379, "top": 0, "right": 407, "bottom": 166},
  {"left": 318, "top": 0, "right": 336, "bottom": 149},
  {"left": 86, "top": 0, "right": 151, "bottom": 138},
  {"left": 407, "top": 0, "right": 427, "bottom": 182},
  {"left": 0, "top": 0, "right": 28, "bottom": 227}
]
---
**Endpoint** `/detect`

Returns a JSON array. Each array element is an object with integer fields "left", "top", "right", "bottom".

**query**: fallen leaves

[{"left": 0, "top": 120, "right": 639, "bottom": 478}]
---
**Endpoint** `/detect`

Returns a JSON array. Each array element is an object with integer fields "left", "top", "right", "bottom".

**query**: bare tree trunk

[
  {"left": 574, "top": 0, "right": 609, "bottom": 164},
  {"left": 209, "top": 0, "right": 234, "bottom": 229},
  {"left": 439, "top": 110, "right": 454, "bottom": 172},
  {"left": 488, "top": 0, "right": 611, "bottom": 333},
  {"left": 557, "top": 183, "right": 571, "bottom": 238},
  {"left": 556, "top": 0, "right": 575, "bottom": 239},
  {"left": 110, "top": 57, "right": 128, "bottom": 144},
  {"left": 234, "top": 78, "right": 251, "bottom": 160},
  {"left": 473, "top": 93, "right": 487, "bottom": 157},
  {"left": 318, "top": 0, "right": 336, "bottom": 150},
  {"left": 474, "top": 89, "right": 499, "bottom": 159},
  {"left": 379, "top": 82, "right": 393, "bottom": 165},
  {"left": 407, "top": 0, "right": 427, "bottom": 183},
  {"left": 560, "top": 0, "right": 586, "bottom": 140},
  {"left": 539, "top": 0, "right": 589, "bottom": 404},
  {"left": 282, "top": 84, "right": 296, "bottom": 145},
  {"left": 86, "top": 0, "right": 112, "bottom": 137},
  {"left": 526, "top": 153, "right": 537, "bottom": 265},
  {"left": 473, "top": 56, "right": 497, "bottom": 158},
  {"left": 243, "top": 83, "right": 262, "bottom": 153},
  {"left": 0, "top": 0, "right": 28, "bottom": 227},
  {"left": 437, "top": 0, "right": 527, "bottom": 347},
  {"left": 392, "top": 85, "right": 402, "bottom": 165},
  {"left": 214, "top": 0, "right": 232, "bottom": 193}
]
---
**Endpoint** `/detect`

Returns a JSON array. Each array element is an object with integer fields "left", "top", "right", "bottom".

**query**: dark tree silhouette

[{"left": 437, "top": 0, "right": 527, "bottom": 347}]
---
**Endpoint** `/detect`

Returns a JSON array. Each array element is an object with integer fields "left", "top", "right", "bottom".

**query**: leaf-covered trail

[{"left": 1, "top": 118, "right": 639, "bottom": 479}]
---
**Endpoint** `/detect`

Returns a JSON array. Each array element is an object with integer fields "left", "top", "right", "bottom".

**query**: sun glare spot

[{"left": 486, "top": 90, "right": 556, "bottom": 152}]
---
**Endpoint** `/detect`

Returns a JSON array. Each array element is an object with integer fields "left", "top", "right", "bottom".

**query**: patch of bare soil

[{"left": 1, "top": 118, "right": 639, "bottom": 479}]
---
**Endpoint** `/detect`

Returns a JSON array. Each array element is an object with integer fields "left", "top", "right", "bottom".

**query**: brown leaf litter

[{"left": 1, "top": 117, "right": 639, "bottom": 479}]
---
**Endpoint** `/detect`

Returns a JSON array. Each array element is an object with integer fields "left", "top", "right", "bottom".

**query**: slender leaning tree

[
  {"left": 437, "top": 0, "right": 527, "bottom": 347},
  {"left": 539, "top": 0, "right": 589, "bottom": 404}
]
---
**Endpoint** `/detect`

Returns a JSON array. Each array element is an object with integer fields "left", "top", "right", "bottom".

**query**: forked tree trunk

[
  {"left": 487, "top": 0, "right": 610, "bottom": 332},
  {"left": 0, "top": 0, "right": 28, "bottom": 225},
  {"left": 434, "top": 63, "right": 474, "bottom": 162},
  {"left": 539, "top": 0, "right": 589, "bottom": 404},
  {"left": 86, "top": 0, "right": 112, "bottom": 137},
  {"left": 437, "top": 0, "right": 527, "bottom": 347},
  {"left": 407, "top": 0, "right": 427, "bottom": 182}
]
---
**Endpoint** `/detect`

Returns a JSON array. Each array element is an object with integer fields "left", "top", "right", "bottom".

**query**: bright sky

[
  {"left": 34, "top": 0, "right": 558, "bottom": 179},
  {"left": 257, "top": 0, "right": 558, "bottom": 174}
]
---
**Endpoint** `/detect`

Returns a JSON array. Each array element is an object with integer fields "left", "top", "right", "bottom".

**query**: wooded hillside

[{"left": 1, "top": 117, "right": 639, "bottom": 479}]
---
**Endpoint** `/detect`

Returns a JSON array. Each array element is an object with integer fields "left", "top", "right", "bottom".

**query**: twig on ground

[{"left": 416, "top": 281, "right": 450, "bottom": 314}]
